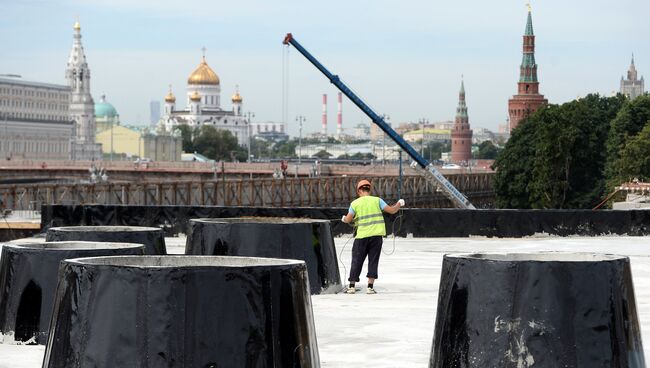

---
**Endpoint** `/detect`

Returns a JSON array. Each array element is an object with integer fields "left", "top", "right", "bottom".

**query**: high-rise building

[
  {"left": 620, "top": 55, "right": 645, "bottom": 100},
  {"left": 507, "top": 7, "right": 547, "bottom": 132},
  {"left": 451, "top": 79, "right": 472, "bottom": 163},
  {"left": 149, "top": 101, "right": 161, "bottom": 127},
  {"left": 66, "top": 21, "right": 102, "bottom": 160}
]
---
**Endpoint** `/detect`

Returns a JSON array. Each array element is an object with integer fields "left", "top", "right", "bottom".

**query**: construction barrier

[
  {"left": 0, "top": 242, "right": 145, "bottom": 345},
  {"left": 429, "top": 253, "right": 645, "bottom": 367},
  {"left": 185, "top": 217, "right": 342, "bottom": 294},
  {"left": 46, "top": 225, "right": 167, "bottom": 255},
  {"left": 42, "top": 205, "right": 650, "bottom": 237},
  {"left": 43, "top": 256, "right": 320, "bottom": 368}
]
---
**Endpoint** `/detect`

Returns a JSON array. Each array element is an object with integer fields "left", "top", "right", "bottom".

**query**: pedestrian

[{"left": 341, "top": 179, "right": 404, "bottom": 294}]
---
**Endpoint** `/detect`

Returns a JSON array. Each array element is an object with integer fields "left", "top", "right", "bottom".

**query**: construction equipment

[{"left": 283, "top": 33, "right": 476, "bottom": 209}]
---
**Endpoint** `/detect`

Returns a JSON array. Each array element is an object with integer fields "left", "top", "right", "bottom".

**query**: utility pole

[
  {"left": 245, "top": 111, "right": 255, "bottom": 162},
  {"left": 419, "top": 118, "right": 429, "bottom": 157},
  {"left": 296, "top": 115, "right": 305, "bottom": 165}
]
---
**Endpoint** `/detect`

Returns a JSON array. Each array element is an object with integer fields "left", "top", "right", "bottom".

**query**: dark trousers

[{"left": 348, "top": 236, "right": 383, "bottom": 282}]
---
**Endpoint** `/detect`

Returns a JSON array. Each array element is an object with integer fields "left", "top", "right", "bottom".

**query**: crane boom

[{"left": 283, "top": 33, "right": 475, "bottom": 209}]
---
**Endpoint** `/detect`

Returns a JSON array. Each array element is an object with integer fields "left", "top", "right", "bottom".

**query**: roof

[{"left": 0, "top": 77, "right": 69, "bottom": 91}]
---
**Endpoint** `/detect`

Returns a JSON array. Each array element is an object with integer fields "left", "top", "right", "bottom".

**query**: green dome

[{"left": 95, "top": 95, "right": 118, "bottom": 118}]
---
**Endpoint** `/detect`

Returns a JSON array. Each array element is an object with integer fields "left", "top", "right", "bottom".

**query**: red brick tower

[
  {"left": 508, "top": 7, "right": 547, "bottom": 131},
  {"left": 451, "top": 79, "right": 473, "bottom": 163}
]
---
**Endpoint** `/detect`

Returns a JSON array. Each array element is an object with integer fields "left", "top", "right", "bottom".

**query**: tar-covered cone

[
  {"left": 43, "top": 256, "right": 320, "bottom": 368},
  {"left": 185, "top": 217, "right": 342, "bottom": 294},
  {"left": 430, "top": 253, "right": 646, "bottom": 368},
  {"left": 46, "top": 225, "right": 166, "bottom": 255},
  {"left": 0, "top": 242, "right": 145, "bottom": 345}
]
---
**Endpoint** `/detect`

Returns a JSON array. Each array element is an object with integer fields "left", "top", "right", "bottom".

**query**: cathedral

[
  {"left": 160, "top": 54, "right": 249, "bottom": 147},
  {"left": 66, "top": 21, "right": 102, "bottom": 160}
]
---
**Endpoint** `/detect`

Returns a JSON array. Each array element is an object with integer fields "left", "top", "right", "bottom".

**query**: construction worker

[{"left": 341, "top": 179, "right": 405, "bottom": 294}]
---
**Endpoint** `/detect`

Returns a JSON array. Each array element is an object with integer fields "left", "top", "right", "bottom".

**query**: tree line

[{"left": 493, "top": 94, "right": 650, "bottom": 209}]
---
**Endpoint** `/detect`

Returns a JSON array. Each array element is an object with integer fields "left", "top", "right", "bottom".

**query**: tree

[
  {"left": 192, "top": 126, "right": 245, "bottom": 161},
  {"left": 611, "top": 123, "right": 650, "bottom": 183},
  {"left": 176, "top": 125, "right": 194, "bottom": 153},
  {"left": 476, "top": 141, "right": 499, "bottom": 159},
  {"left": 312, "top": 150, "right": 332, "bottom": 159},
  {"left": 493, "top": 94, "right": 625, "bottom": 209},
  {"left": 605, "top": 95, "right": 650, "bottom": 188}
]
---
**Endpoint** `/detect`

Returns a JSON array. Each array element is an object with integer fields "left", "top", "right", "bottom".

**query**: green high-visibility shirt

[{"left": 350, "top": 195, "right": 386, "bottom": 239}]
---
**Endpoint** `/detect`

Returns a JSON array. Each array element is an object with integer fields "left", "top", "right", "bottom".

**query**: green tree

[
  {"left": 605, "top": 95, "right": 650, "bottom": 188},
  {"left": 611, "top": 123, "right": 650, "bottom": 182},
  {"left": 192, "top": 126, "right": 244, "bottom": 161},
  {"left": 176, "top": 125, "right": 195, "bottom": 153},
  {"left": 312, "top": 150, "right": 332, "bottom": 159},
  {"left": 476, "top": 141, "right": 499, "bottom": 159},
  {"left": 493, "top": 94, "right": 625, "bottom": 209},
  {"left": 493, "top": 115, "right": 538, "bottom": 208}
]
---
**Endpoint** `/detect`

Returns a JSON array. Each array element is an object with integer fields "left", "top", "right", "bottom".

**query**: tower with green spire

[
  {"left": 508, "top": 7, "right": 548, "bottom": 132},
  {"left": 451, "top": 78, "right": 472, "bottom": 163}
]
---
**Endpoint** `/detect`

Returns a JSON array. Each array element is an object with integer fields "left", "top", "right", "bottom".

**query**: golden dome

[
  {"left": 190, "top": 90, "right": 201, "bottom": 102},
  {"left": 188, "top": 56, "right": 220, "bottom": 85},
  {"left": 232, "top": 92, "right": 242, "bottom": 103},
  {"left": 164, "top": 91, "right": 176, "bottom": 103}
]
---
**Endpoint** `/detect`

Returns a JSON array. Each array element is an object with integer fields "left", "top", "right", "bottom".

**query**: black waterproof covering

[
  {"left": 185, "top": 217, "right": 342, "bottom": 294},
  {"left": 0, "top": 242, "right": 145, "bottom": 345},
  {"left": 430, "top": 253, "right": 646, "bottom": 368},
  {"left": 46, "top": 225, "right": 167, "bottom": 254},
  {"left": 43, "top": 256, "right": 320, "bottom": 368},
  {"left": 42, "top": 205, "right": 650, "bottom": 238}
]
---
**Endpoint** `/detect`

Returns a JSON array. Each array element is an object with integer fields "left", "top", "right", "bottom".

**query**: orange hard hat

[{"left": 356, "top": 179, "right": 372, "bottom": 190}]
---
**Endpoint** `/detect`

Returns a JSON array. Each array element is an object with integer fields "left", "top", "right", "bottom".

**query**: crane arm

[{"left": 283, "top": 33, "right": 475, "bottom": 209}]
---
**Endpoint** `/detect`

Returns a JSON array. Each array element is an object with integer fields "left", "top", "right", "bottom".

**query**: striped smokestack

[
  {"left": 321, "top": 94, "right": 327, "bottom": 135},
  {"left": 337, "top": 92, "right": 342, "bottom": 136}
]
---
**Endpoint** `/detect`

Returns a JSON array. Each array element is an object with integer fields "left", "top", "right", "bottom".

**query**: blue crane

[{"left": 283, "top": 33, "right": 475, "bottom": 209}]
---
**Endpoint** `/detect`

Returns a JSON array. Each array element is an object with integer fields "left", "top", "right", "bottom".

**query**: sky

[{"left": 1, "top": 0, "right": 648, "bottom": 136}]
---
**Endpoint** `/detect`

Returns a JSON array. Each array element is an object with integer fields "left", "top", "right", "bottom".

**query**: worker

[{"left": 341, "top": 179, "right": 404, "bottom": 294}]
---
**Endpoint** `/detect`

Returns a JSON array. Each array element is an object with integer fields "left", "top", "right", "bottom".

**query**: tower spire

[
  {"left": 507, "top": 7, "right": 548, "bottom": 132},
  {"left": 451, "top": 77, "right": 472, "bottom": 163}
]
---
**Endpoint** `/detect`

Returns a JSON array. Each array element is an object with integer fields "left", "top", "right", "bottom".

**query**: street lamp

[
  {"left": 381, "top": 114, "right": 390, "bottom": 165},
  {"left": 245, "top": 111, "right": 255, "bottom": 163},
  {"left": 418, "top": 118, "right": 429, "bottom": 157},
  {"left": 296, "top": 115, "right": 305, "bottom": 165}
]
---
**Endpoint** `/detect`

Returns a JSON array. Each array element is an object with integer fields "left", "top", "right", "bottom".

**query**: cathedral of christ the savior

[{"left": 160, "top": 52, "right": 249, "bottom": 147}]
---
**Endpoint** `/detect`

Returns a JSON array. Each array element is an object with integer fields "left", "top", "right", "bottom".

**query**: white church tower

[{"left": 66, "top": 20, "right": 101, "bottom": 160}]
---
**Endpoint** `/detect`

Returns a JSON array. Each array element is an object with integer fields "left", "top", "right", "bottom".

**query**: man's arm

[
  {"left": 382, "top": 199, "right": 405, "bottom": 215},
  {"left": 342, "top": 212, "right": 355, "bottom": 223}
]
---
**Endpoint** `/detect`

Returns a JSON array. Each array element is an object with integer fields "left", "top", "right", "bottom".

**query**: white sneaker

[
  {"left": 367, "top": 288, "right": 377, "bottom": 294},
  {"left": 345, "top": 287, "right": 356, "bottom": 294}
]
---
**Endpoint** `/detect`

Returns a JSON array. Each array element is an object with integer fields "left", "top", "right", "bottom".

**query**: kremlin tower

[
  {"left": 451, "top": 79, "right": 472, "bottom": 163},
  {"left": 508, "top": 6, "right": 547, "bottom": 132}
]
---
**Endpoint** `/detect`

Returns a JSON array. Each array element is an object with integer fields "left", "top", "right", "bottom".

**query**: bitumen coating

[{"left": 2, "top": 235, "right": 650, "bottom": 367}]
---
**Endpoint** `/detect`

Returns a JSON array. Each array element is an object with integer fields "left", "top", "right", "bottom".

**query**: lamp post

[
  {"left": 296, "top": 115, "right": 305, "bottom": 165},
  {"left": 381, "top": 114, "right": 390, "bottom": 165},
  {"left": 418, "top": 118, "right": 429, "bottom": 157},
  {"left": 245, "top": 111, "right": 255, "bottom": 163}
]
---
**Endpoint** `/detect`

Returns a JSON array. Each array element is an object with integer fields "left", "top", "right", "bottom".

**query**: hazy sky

[{"left": 1, "top": 0, "right": 648, "bottom": 136}]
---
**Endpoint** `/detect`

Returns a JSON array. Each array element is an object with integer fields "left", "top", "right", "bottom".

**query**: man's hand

[
  {"left": 398, "top": 199, "right": 405, "bottom": 207},
  {"left": 341, "top": 215, "right": 349, "bottom": 223}
]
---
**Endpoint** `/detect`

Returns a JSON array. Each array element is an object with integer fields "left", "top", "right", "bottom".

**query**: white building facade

[
  {"left": 160, "top": 56, "right": 249, "bottom": 147},
  {"left": 0, "top": 78, "right": 73, "bottom": 160}
]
